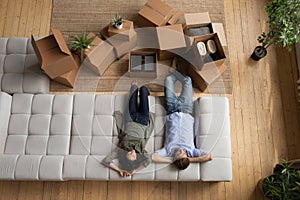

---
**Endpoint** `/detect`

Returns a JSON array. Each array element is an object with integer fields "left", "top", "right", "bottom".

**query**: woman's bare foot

[{"left": 131, "top": 80, "right": 137, "bottom": 87}]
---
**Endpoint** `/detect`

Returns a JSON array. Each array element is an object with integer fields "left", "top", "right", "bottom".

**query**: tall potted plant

[
  {"left": 70, "top": 31, "right": 95, "bottom": 63},
  {"left": 260, "top": 159, "right": 300, "bottom": 200},
  {"left": 251, "top": 0, "right": 300, "bottom": 61}
]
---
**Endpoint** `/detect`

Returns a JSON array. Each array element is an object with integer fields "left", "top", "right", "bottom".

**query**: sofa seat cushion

[{"left": 0, "top": 38, "right": 49, "bottom": 94}]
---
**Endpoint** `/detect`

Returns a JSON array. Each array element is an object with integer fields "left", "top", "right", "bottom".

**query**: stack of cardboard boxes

[
  {"left": 135, "top": 0, "right": 228, "bottom": 91},
  {"left": 31, "top": 0, "right": 228, "bottom": 92}
]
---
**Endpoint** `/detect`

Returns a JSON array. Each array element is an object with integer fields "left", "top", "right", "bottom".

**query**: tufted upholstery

[
  {"left": 0, "top": 91, "right": 231, "bottom": 181},
  {"left": 0, "top": 38, "right": 49, "bottom": 94}
]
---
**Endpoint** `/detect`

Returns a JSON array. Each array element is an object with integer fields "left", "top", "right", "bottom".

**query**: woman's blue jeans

[
  {"left": 126, "top": 85, "right": 150, "bottom": 126},
  {"left": 164, "top": 71, "right": 194, "bottom": 115}
]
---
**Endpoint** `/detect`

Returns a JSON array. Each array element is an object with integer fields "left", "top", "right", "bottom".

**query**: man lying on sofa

[{"left": 151, "top": 71, "right": 212, "bottom": 170}]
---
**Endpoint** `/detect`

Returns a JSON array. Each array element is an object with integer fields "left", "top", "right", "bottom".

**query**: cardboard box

[
  {"left": 108, "top": 20, "right": 135, "bottom": 41},
  {"left": 189, "top": 33, "right": 226, "bottom": 71},
  {"left": 31, "top": 29, "right": 78, "bottom": 79},
  {"left": 187, "top": 62, "right": 227, "bottom": 91},
  {"left": 128, "top": 50, "right": 157, "bottom": 78},
  {"left": 101, "top": 25, "right": 138, "bottom": 58},
  {"left": 53, "top": 53, "right": 80, "bottom": 88},
  {"left": 167, "top": 10, "right": 185, "bottom": 25},
  {"left": 183, "top": 12, "right": 227, "bottom": 46},
  {"left": 137, "top": 0, "right": 173, "bottom": 27},
  {"left": 156, "top": 24, "right": 187, "bottom": 60},
  {"left": 83, "top": 37, "right": 117, "bottom": 76}
]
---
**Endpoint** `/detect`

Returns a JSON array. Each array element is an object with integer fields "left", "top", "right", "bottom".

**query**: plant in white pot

[
  {"left": 251, "top": 0, "right": 300, "bottom": 61},
  {"left": 111, "top": 14, "right": 123, "bottom": 30}
]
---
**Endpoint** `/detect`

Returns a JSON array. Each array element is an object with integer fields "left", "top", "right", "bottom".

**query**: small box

[
  {"left": 156, "top": 24, "right": 187, "bottom": 60},
  {"left": 128, "top": 50, "right": 157, "bottom": 78},
  {"left": 53, "top": 54, "right": 81, "bottom": 88},
  {"left": 100, "top": 25, "right": 138, "bottom": 58},
  {"left": 189, "top": 33, "right": 226, "bottom": 71},
  {"left": 83, "top": 38, "right": 117, "bottom": 76},
  {"left": 137, "top": 0, "right": 173, "bottom": 27},
  {"left": 31, "top": 29, "right": 78, "bottom": 79},
  {"left": 167, "top": 10, "right": 185, "bottom": 25},
  {"left": 108, "top": 20, "right": 135, "bottom": 41},
  {"left": 183, "top": 12, "right": 227, "bottom": 46}
]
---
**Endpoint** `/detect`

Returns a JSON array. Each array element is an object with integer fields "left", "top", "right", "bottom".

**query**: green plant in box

[
  {"left": 251, "top": 0, "right": 300, "bottom": 61},
  {"left": 71, "top": 31, "right": 95, "bottom": 63}
]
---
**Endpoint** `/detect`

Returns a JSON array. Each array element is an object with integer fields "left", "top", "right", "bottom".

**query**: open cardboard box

[
  {"left": 186, "top": 33, "right": 227, "bottom": 91},
  {"left": 183, "top": 12, "right": 227, "bottom": 46},
  {"left": 128, "top": 50, "right": 157, "bottom": 78},
  {"left": 189, "top": 33, "right": 226, "bottom": 71},
  {"left": 53, "top": 53, "right": 81, "bottom": 88},
  {"left": 137, "top": 0, "right": 173, "bottom": 27},
  {"left": 156, "top": 24, "right": 187, "bottom": 60},
  {"left": 31, "top": 28, "right": 78, "bottom": 79}
]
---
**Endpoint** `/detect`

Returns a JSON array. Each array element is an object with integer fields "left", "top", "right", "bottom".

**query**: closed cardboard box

[
  {"left": 108, "top": 20, "right": 136, "bottom": 41},
  {"left": 100, "top": 25, "right": 138, "bottom": 58},
  {"left": 137, "top": 0, "right": 173, "bottom": 27},
  {"left": 156, "top": 24, "right": 187, "bottom": 60},
  {"left": 31, "top": 29, "right": 78, "bottom": 79},
  {"left": 83, "top": 38, "right": 116, "bottom": 76}
]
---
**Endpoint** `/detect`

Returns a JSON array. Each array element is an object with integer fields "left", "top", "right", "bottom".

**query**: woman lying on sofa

[{"left": 102, "top": 81, "right": 154, "bottom": 177}]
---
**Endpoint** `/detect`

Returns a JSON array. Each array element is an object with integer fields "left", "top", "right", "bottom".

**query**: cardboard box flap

[
  {"left": 168, "top": 10, "right": 185, "bottom": 25},
  {"left": 212, "top": 23, "right": 227, "bottom": 46},
  {"left": 51, "top": 28, "right": 72, "bottom": 56},
  {"left": 146, "top": 0, "right": 172, "bottom": 18},
  {"left": 185, "top": 12, "right": 211, "bottom": 27},
  {"left": 156, "top": 24, "right": 186, "bottom": 50},
  {"left": 31, "top": 35, "right": 42, "bottom": 65}
]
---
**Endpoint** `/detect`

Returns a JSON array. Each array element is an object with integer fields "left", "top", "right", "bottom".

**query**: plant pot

[
  {"left": 251, "top": 46, "right": 267, "bottom": 61},
  {"left": 115, "top": 23, "right": 123, "bottom": 30}
]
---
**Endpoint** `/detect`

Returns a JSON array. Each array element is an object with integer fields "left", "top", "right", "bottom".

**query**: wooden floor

[{"left": 1, "top": 0, "right": 300, "bottom": 199}]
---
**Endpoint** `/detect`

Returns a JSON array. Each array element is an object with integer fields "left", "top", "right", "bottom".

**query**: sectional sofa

[{"left": 0, "top": 37, "right": 232, "bottom": 181}]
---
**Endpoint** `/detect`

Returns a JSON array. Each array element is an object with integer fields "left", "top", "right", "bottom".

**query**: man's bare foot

[{"left": 131, "top": 80, "right": 137, "bottom": 87}]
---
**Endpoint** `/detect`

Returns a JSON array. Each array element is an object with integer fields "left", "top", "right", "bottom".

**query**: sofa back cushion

[{"left": 0, "top": 38, "right": 49, "bottom": 94}]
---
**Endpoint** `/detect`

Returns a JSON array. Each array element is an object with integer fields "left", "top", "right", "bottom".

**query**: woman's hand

[{"left": 119, "top": 170, "right": 131, "bottom": 177}]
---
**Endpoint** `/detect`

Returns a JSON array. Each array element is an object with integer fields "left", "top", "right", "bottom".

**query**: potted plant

[
  {"left": 260, "top": 159, "right": 300, "bottom": 200},
  {"left": 251, "top": 0, "right": 300, "bottom": 61},
  {"left": 111, "top": 14, "right": 123, "bottom": 30},
  {"left": 70, "top": 31, "right": 95, "bottom": 63}
]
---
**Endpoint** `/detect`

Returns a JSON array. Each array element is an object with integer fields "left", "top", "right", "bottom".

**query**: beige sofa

[{"left": 0, "top": 91, "right": 232, "bottom": 181}]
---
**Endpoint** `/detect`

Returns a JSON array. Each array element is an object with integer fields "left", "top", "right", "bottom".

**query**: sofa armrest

[
  {"left": 194, "top": 96, "right": 232, "bottom": 181},
  {"left": 0, "top": 92, "right": 12, "bottom": 153}
]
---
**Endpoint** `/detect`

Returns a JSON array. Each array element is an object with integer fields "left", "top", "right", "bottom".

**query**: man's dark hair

[{"left": 173, "top": 158, "right": 190, "bottom": 170}]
